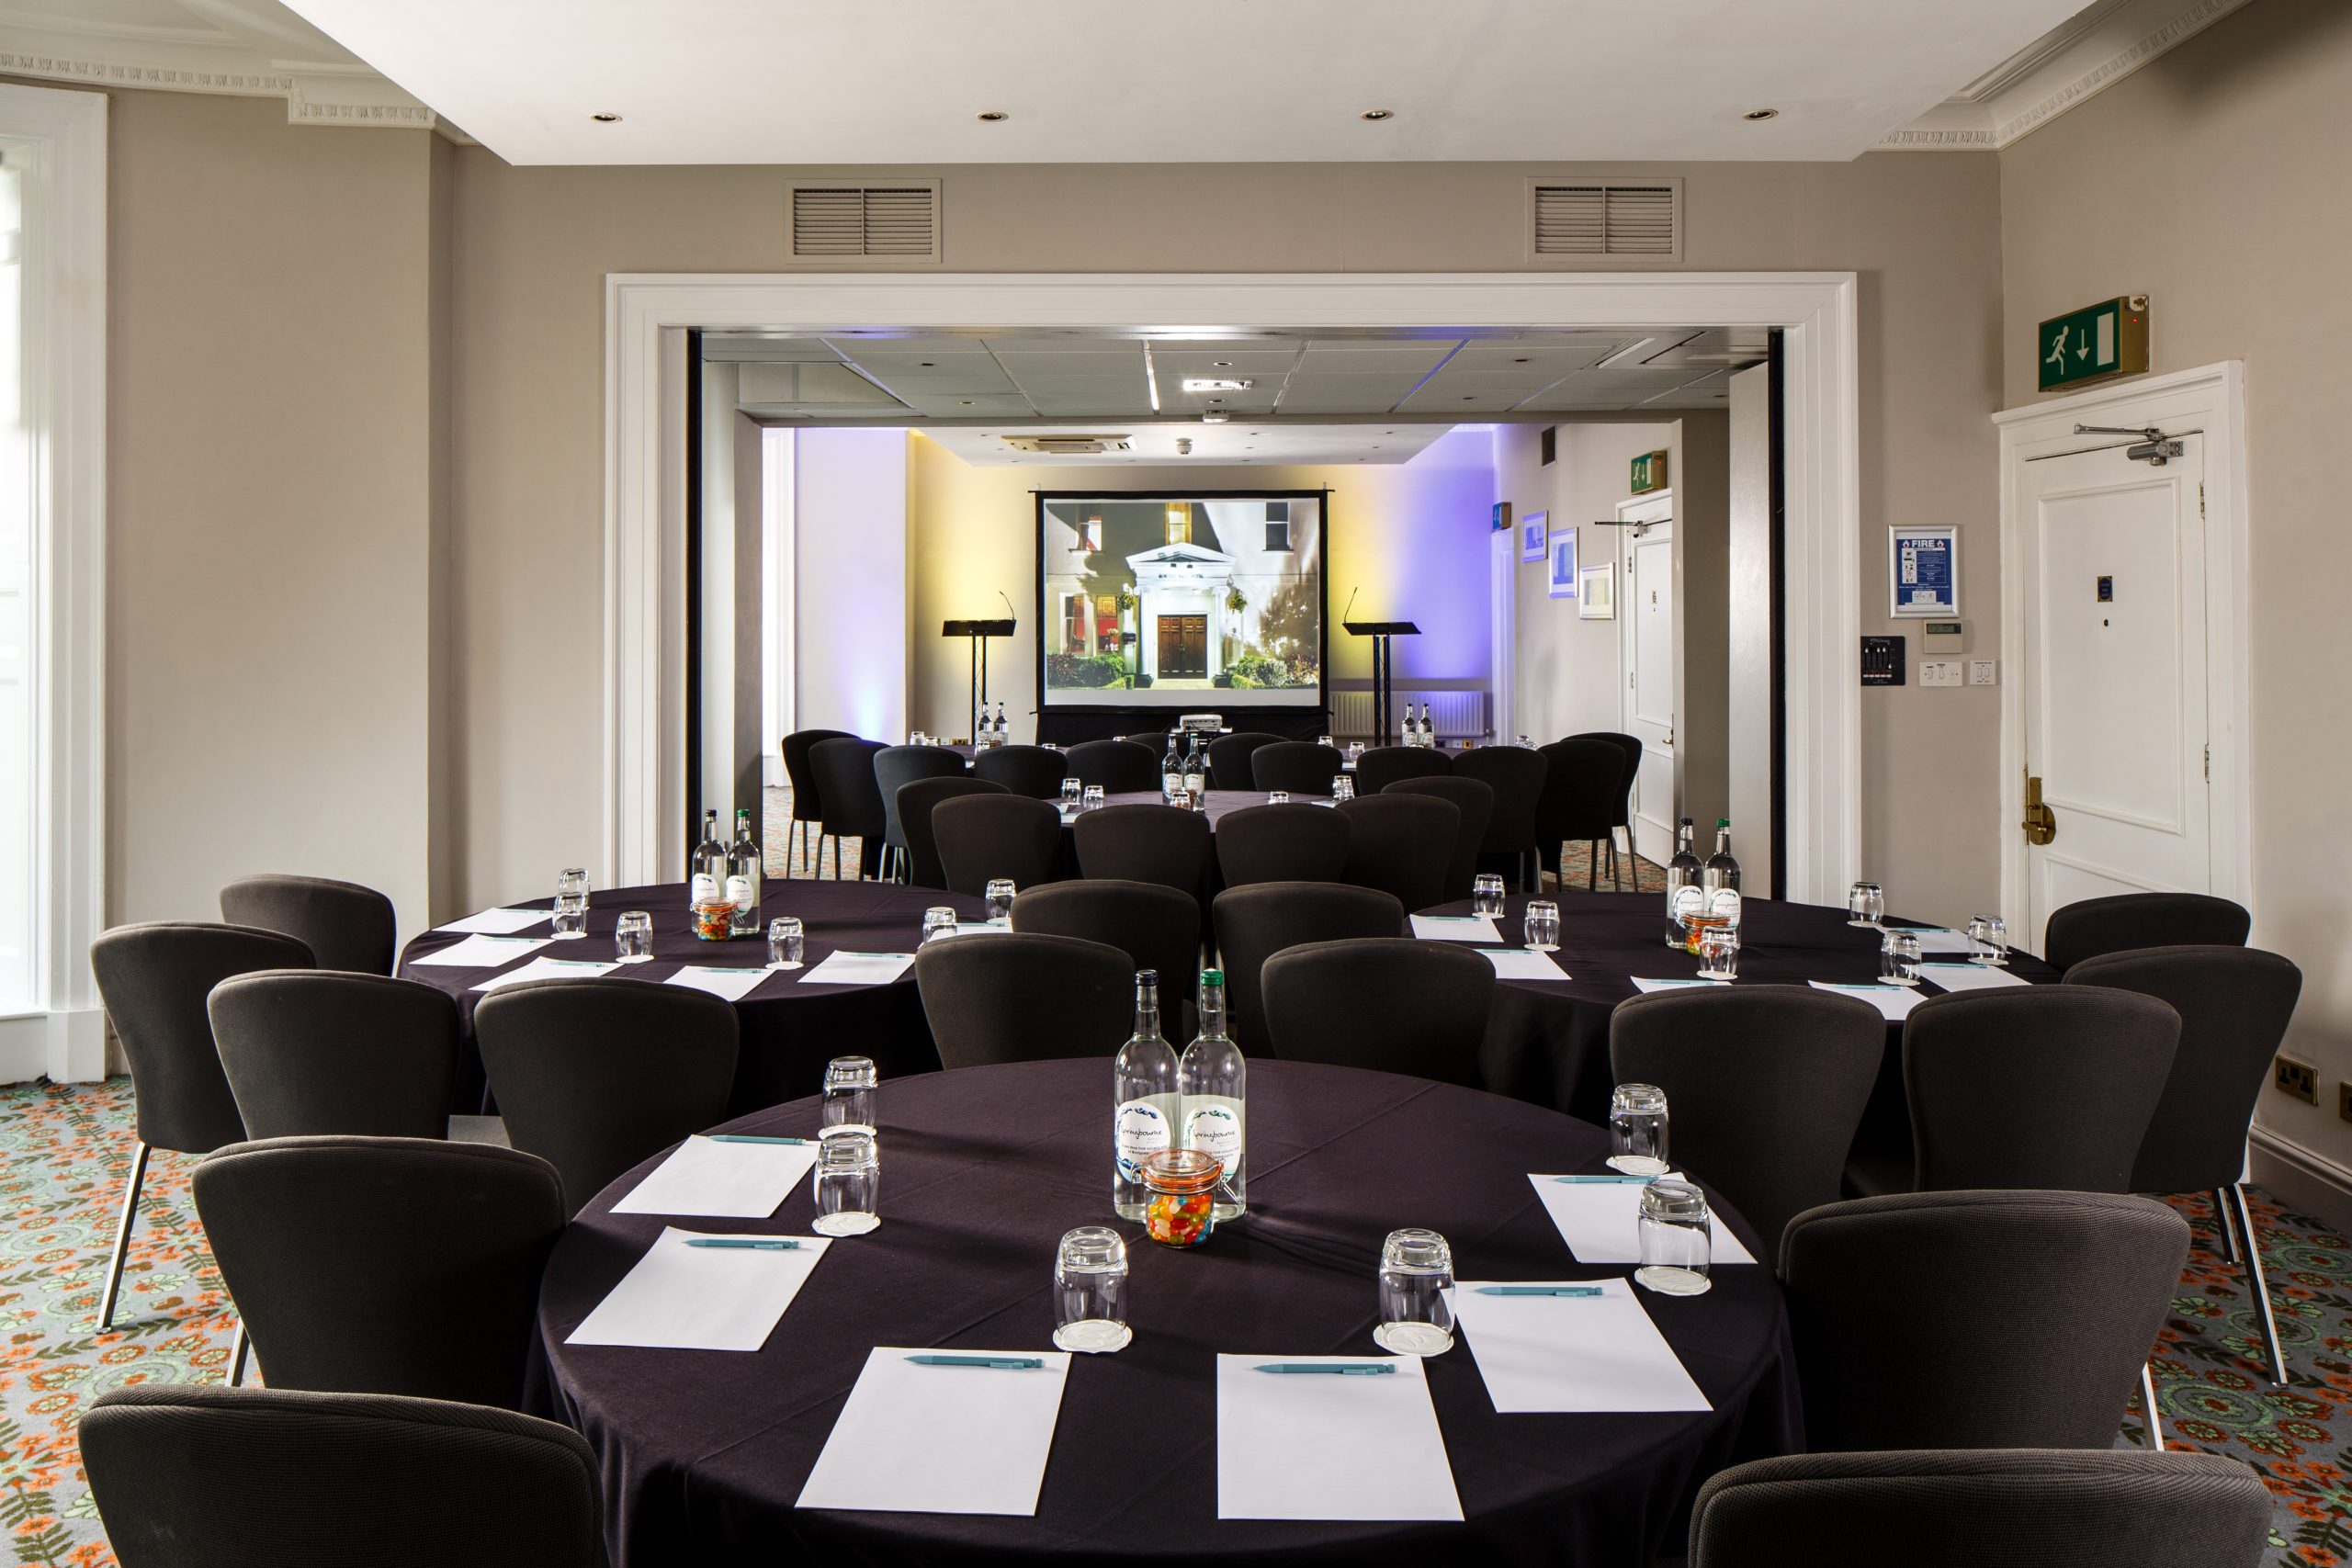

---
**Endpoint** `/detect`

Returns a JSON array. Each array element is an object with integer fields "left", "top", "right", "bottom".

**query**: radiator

[{"left": 1330, "top": 689, "right": 1489, "bottom": 741}]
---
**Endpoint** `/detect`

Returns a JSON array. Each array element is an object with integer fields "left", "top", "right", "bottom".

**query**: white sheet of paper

[
  {"left": 565, "top": 1225, "right": 830, "bottom": 1351},
  {"left": 662, "top": 966, "right": 775, "bottom": 1002},
  {"left": 1630, "top": 976, "right": 1724, "bottom": 993},
  {"left": 1527, "top": 1173, "right": 1758, "bottom": 1266},
  {"left": 1896, "top": 927, "right": 1977, "bottom": 954},
  {"left": 409, "top": 933, "right": 553, "bottom": 967},
  {"left": 1482, "top": 949, "right": 1569, "bottom": 981},
  {"left": 947, "top": 923, "right": 1013, "bottom": 938},
  {"left": 431, "top": 907, "right": 550, "bottom": 936},
  {"left": 1917, "top": 962, "right": 2031, "bottom": 992},
  {"left": 1810, "top": 979, "right": 1928, "bottom": 1021},
  {"left": 1453, "top": 1278, "right": 1713, "bottom": 1414},
  {"left": 801, "top": 951, "right": 917, "bottom": 987},
  {"left": 797, "top": 1347, "right": 1072, "bottom": 1516},
  {"left": 610, "top": 1133, "right": 819, "bottom": 1218},
  {"left": 1409, "top": 914, "right": 1501, "bottom": 942},
  {"left": 1216, "top": 1354, "right": 1462, "bottom": 1521},
  {"left": 469, "top": 954, "right": 618, "bottom": 992}
]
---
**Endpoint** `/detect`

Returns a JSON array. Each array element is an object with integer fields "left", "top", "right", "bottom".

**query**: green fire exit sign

[{"left": 2039, "top": 296, "right": 2150, "bottom": 390}]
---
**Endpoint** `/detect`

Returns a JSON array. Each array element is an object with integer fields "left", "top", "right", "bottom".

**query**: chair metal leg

[
  {"left": 229, "top": 1322, "right": 250, "bottom": 1387},
  {"left": 1611, "top": 831, "right": 1625, "bottom": 892},
  {"left": 2141, "top": 1362, "right": 2165, "bottom": 1450},
  {"left": 2228, "top": 1182, "right": 2289, "bottom": 1386},
  {"left": 97, "top": 1142, "right": 149, "bottom": 1332},
  {"left": 2212, "top": 1186, "right": 2239, "bottom": 1263},
  {"left": 1586, "top": 840, "right": 1599, "bottom": 892}
]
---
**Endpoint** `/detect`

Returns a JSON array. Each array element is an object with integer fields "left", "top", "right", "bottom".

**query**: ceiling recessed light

[
  {"left": 1513, "top": 357, "right": 1530, "bottom": 364},
  {"left": 919, "top": 361, "right": 934, "bottom": 367},
  {"left": 959, "top": 400, "right": 974, "bottom": 405},
  {"left": 977, "top": 110, "right": 1009, "bottom": 122},
  {"left": 1213, "top": 361, "right": 1233, "bottom": 367},
  {"left": 1362, "top": 108, "right": 1394, "bottom": 121},
  {"left": 1744, "top": 107, "right": 1779, "bottom": 120},
  {"left": 1461, "top": 396, "right": 1476, "bottom": 401},
  {"left": 591, "top": 112, "right": 621, "bottom": 122}
]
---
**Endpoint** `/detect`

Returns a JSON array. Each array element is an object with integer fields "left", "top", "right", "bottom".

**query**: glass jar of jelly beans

[{"left": 1140, "top": 1148, "right": 1221, "bottom": 1248}]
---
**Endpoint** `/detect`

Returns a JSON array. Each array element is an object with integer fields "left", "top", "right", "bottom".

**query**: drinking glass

[
  {"left": 1517, "top": 735, "right": 1532, "bottom": 749},
  {"left": 1635, "top": 1179, "right": 1713, "bottom": 1296},
  {"left": 1330, "top": 775, "right": 1355, "bottom": 802},
  {"left": 614, "top": 911, "right": 653, "bottom": 962},
  {"left": 1346, "top": 742, "right": 1364, "bottom": 761},
  {"left": 1698, "top": 925, "right": 1739, "bottom": 980},
  {"left": 1473, "top": 874, "right": 1507, "bottom": 918},
  {"left": 1317, "top": 735, "right": 1334, "bottom": 749},
  {"left": 922, "top": 906, "right": 959, "bottom": 944},
  {"left": 1847, "top": 881, "right": 1884, "bottom": 928},
  {"left": 1081, "top": 785, "right": 1105, "bottom": 811},
  {"left": 558, "top": 867, "right": 591, "bottom": 900},
  {"left": 1053, "top": 1226, "right": 1132, "bottom": 1353},
  {"left": 1061, "top": 777, "right": 1083, "bottom": 808},
  {"left": 1266, "top": 790, "right": 1290, "bottom": 806},
  {"left": 811, "top": 1132, "right": 880, "bottom": 1236},
  {"left": 1609, "top": 1083, "right": 1670, "bottom": 1176},
  {"left": 550, "top": 891, "right": 589, "bottom": 939},
  {"left": 985, "top": 879, "right": 1017, "bottom": 926},
  {"left": 821, "top": 1055, "right": 877, "bottom": 1139},
  {"left": 1880, "top": 930, "right": 1923, "bottom": 986},
  {"left": 1523, "top": 899, "right": 1561, "bottom": 952},
  {"left": 1374, "top": 1228, "right": 1456, "bottom": 1356},
  {"left": 1967, "top": 914, "right": 2009, "bottom": 966},
  {"left": 767, "top": 916, "right": 804, "bottom": 969}
]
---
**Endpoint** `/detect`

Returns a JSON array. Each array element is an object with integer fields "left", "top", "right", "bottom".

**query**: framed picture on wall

[
  {"left": 1547, "top": 523, "right": 1577, "bottom": 598},
  {"left": 1521, "top": 510, "right": 1547, "bottom": 563},
  {"left": 1577, "top": 562, "right": 1614, "bottom": 619}
]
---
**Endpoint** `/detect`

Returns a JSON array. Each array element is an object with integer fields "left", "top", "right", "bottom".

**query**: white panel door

[
  {"left": 2020, "top": 436, "right": 2208, "bottom": 947},
  {"left": 1620, "top": 495, "right": 1676, "bottom": 866}
]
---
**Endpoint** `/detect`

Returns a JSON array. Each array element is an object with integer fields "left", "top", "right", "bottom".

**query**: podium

[
  {"left": 943, "top": 619, "right": 1015, "bottom": 741},
  {"left": 1343, "top": 620, "right": 1419, "bottom": 746}
]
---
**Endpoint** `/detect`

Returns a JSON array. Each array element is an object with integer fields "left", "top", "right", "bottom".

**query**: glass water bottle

[
  {"left": 689, "top": 808, "right": 725, "bottom": 906},
  {"left": 1179, "top": 969, "right": 1246, "bottom": 1222},
  {"left": 726, "top": 807, "right": 763, "bottom": 936},
  {"left": 1665, "top": 818, "right": 1703, "bottom": 948},
  {"left": 1112, "top": 971, "right": 1180, "bottom": 1222},
  {"left": 1702, "top": 819, "right": 1742, "bottom": 935},
  {"left": 1182, "top": 735, "right": 1207, "bottom": 798},
  {"left": 1161, "top": 736, "right": 1184, "bottom": 804}
]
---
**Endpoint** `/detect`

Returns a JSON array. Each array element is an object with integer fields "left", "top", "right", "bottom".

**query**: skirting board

[
  {"left": 0, "top": 1008, "right": 107, "bottom": 1088},
  {"left": 2249, "top": 1125, "right": 2352, "bottom": 1237}
]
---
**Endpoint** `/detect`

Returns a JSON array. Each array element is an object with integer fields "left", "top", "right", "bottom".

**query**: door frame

[
  {"left": 1992, "top": 361, "right": 2251, "bottom": 952},
  {"left": 1617, "top": 490, "right": 1678, "bottom": 864}
]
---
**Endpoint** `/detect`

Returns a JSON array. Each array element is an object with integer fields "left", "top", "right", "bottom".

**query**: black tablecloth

[
  {"left": 398, "top": 881, "right": 985, "bottom": 1113},
  {"left": 540, "top": 1058, "right": 1799, "bottom": 1567}
]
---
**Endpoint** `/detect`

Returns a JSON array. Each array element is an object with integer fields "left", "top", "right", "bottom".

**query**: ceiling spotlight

[
  {"left": 977, "top": 110, "right": 1009, "bottom": 122},
  {"left": 1744, "top": 107, "right": 1779, "bottom": 120},
  {"left": 591, "top": 112, "right": 621, "bottom": 122},
  {"left": 1362, "top": 108, "right": 1394, "bottom": 121},
  {"left": 1203, "top": 412, "right": 1230, "bottom": 423},
  {"left": 1176, "top": 438, "right": 1193, "bottom": 455},
  {"left": 959, "top": 400, "right": 975, "bottom": 405},
  {"left": 919, "top": 361, "right": 934, "bottom": 367},
  {"left": 1214, "top": 361, "right": 1233, "bottom": 367},
  {"left": 1513, "top": 357, "right": 1530, "bottom": 364}
]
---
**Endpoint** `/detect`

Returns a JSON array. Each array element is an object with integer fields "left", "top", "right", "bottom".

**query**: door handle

[{"left": 2022, "top": 773, "right": 2057, "bottom": 845}]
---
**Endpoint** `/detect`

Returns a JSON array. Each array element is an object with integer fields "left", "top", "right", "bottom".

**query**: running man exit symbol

[{"left": 2039, "top": 297, "right": 2150, "bottom": 390}]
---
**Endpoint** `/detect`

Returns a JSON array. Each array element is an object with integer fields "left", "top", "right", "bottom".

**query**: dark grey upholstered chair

[
  {"left": 1213, "top": 882, "right": 1406, "bottom": 1055},
  {"left": 933, "top": 793, "right": 1064, "bottom": 897},
  {"left": 208, "top": 970, "right": 458, "bottom": 1142},
  {"left": 973, "top": 743, "right": 1069, "bottom": 799},
  {"left": 898, "top": 776, "right": 1008, "bottom": 891},
  {"left": 192, "top": 1135, "right": 566, "bottom": 1409},
  {"left": 1687, "top": 1449, "right": 2271, "bottom": 1568},
  {"left": 1566, "top": 730, "right": 1642, "bottom": 885},
  {"left": 2042, "top": 891, "right": 2252, "bottom": 972},
  {"left": 89, "top": 921, "right": 316, "bottom": 1335},
  {"left": 1261, "top": 938, "right": 1494, "bottom": 1085},
  {"left": 1335, "top": 793, "right": 1458, "bottom": 912},
  {"left": 80, "top": 1384, "right": 608, "bottom": 1568},
  {"left": 1383, "top": 775, "right": 1493, "bottom": 905},
  {"left": 1074, "top": 803, "right": 1213, "bottom": 897},
  {"left": 1610, "top": 985, "right": 1885, "bottom": 1258},
  {"left": 1453, "top": 744, "right": 1548, "bottom": 892},
  {"left": 2070, "top": 943, "right": 2304, "bottom": 1385},
  {"left": 1351, "top": 744, "right": 1451, "bottom": 795},
  {"left": 780, "top": 727, "right": 854, "bottom": 871},
  {"left": 873, "top": 745, "right": 968, "bottom": 883},
  {"left": 1535, "top": 738, "right": 1625, "bottom": 891},
  {"left": 1012, "top": 879, "right": 1202, "bottom": 1014},
  {"left": 219, "top": 874, "right": 396, "bottom": 975},
  {"left": 1215, "top": 803, "right": 1351, "bottom": 887},
  {"left": 1065, "top": 739, "right": 1159, "bottom": 794},
  {"left": 1250, "top": 741, "right": 1346, "bottom": 795},
  {"left": 1780, "top": 1190, "right": 2189, "bottom": 1452},
  {"left": 808, "top": 736, "right": 888, "bottom": 880},
  {"left": 916, "top": 931, "right": 1136, "bottom": 1068},
  {"left": 1208, "top": 731, "right": 1284, "bottom": 791},
  {"left": 474, "top": 977, "right": 739, "bottom": 1218}
]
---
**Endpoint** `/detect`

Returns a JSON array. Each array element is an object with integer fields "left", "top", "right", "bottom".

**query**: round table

[
  {"left": 398, "top": 880, "right": 984, "bottom": 1114},
  {"left": 539, "top": 1058, "right": 1798, "bottom": 1567}
]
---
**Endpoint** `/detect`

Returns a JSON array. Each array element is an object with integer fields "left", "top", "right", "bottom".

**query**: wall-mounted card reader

[
  {"left": 1921, "top": 621, "right": 1964, "bottom": 653},
  {"left": 1861, "top": 636, "right": 1905, "bottom": 686}
]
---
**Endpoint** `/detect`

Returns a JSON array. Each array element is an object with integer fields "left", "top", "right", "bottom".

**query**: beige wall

[{"left": 2001, "top": 0, "right": 2352, "bottom": 1173}]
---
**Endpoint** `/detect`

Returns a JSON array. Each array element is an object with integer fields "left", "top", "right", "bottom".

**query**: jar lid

[{"left": 1141, "top": 1147, "right": 1222, "bottom": 1193}]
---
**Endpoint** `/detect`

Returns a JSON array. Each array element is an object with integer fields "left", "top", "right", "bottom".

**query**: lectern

[
  {"left": 943, "top": 618, "right": 1015, "bottom": 741},
  {"left": 1343, "top": 620, "right": 1419, "bottom": 746}
]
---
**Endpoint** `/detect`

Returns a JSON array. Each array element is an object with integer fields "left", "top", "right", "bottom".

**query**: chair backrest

[
  {"left": 81, "top": 1383, "right": 607, "bottom": 1568},
  {"left": 1207, "top": 731, "right": 1283, "bottom": 791},
  {"left": 1074, "top": 803, "right": 1213, "bottom": 897},
  {"left": 1351, "top": 745, "right": 1451, "bottom": 795},
  {"left": 872, "top": 745, "right": 968, "bottom": 849},
  {"left": 1215, "top": 803, "right": 1351, "bottom": 887},
  {"left": 1688, "top": 1449, "right": 2270, "bottom": 1568},
  {"left": 1905, "top": 987, "right": 2180, "bottom": 1192},
  {"left": 1779, "top": 1190, "right": 2190, "bottom": 1451},
  {"left": 932, "top": 793, "right": 1064, "bottom": 897},
  {"left": 780, "top": 728, "right": 855, "bottom": 825},
  {"left": 1012, "top": 880, "right": 1201, "bottom": 1009},
  {"left": 1213, "top": 882, "right": 1405, "bottom": 1054},
  {"left": 1609, "top": 985, "right": 1885, "bottom": 1256},
  {"left": 1534, "top": 739, "right": 1624, "bottom": 844},
  {"left": 209, "top": 971, "right": 458, "bottom": 1142},
  {"left": 192, "top": 1135, "right": 567, "bottom": 1409},
  {"left": 897, "top": 776, "right": 1008, "bottom": 890},
  {"left": 1335, "top": 794, "right": 1458, "bottom": 911},
  {"left": 915, "top": 931, "right": 1136, "bottom": 1068},
  {"left": 808, "top": 737, "right": 888, "bottom": 839},
  {"left": 1250, "top": 741, "right": 1345, "bottom": 795},
  {"left": 973, "top": 744, "right": 1069, "bottom": 799},
  {"left": 1452, "top": 745, "right": 1548, "bottom": 853},
  {"left": 2042, "top": 891, "right": 2251, "bottom": 973},
  {"left": 473, "top": 977, "right": 740, "bottom": 1218},
  {"left": 219, "top": 874, "right": 397, "bottom": 975},
  {"left": 1064, "top": 739, "right": 1159, "bottom": 794},
  {"left": 91, "top": 922, "right": 317, "bottom": 1155},
  {"left": 1383, "top": 776, "right": 1493, "bottom": 904},
  {"left": 1566, "top": 730, "right": 1642, "bottom": 829},
  {"left": 1121, "top": 729, "right": 1175, "bottom": 752},
  {"left": 2064, "top": 944, "right": 2304, "bottom": 1194},
  {"left": 1261, "top": 938, "right": 1493, "bottom": 1084}
]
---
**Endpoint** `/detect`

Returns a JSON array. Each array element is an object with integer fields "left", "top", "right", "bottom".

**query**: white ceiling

[
  {"left": 276, "top": 0, "right": 2094, "bottom": 164},
  {"left": 915, "top": 423, "right": 1458, "bottom": 468}
]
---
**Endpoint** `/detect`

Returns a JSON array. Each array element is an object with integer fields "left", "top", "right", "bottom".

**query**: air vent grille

[
  {"left": 1532, "top": 183, "right": 1679, "bottom": 258},
  {"left": 789, "top": 183, "right": 941, "bottom": 262}
]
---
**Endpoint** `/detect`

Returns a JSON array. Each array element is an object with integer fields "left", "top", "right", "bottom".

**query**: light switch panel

[
  {"left": 1969, "top": 660, "right": 1997, "bottom": 686},
  {"left": 1920, "top": 661, "right": 1963, "bottom": 687}
]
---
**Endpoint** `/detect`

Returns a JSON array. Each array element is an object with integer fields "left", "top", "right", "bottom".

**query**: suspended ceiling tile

[{"left": 1297, "top": 343, "right": 1461, "bottom": 374}]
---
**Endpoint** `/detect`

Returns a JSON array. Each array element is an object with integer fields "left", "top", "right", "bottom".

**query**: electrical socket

[
  {"left": 2276, "top": 1055, "right": 2318, "bottom": 1105},
  {"left": 1969, "top": 660, "right": 1998, "bottom": 686}
]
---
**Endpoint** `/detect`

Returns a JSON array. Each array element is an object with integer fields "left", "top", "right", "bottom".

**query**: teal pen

[
  {"left": 1252, "top": 1363, "right": 1396, "bottom": 1376},
  {"left": 707, "top": 1134, "right": 807, "bottom": 1145},
  {"left": 683, "top": 1237, "right": 800, "bottom": 1250},
  {"left": 904, "top": 1355, "right": 1043, "bottom": 1370},
  {"left": 1554, "top": 1174, "right": 1657, "bottom": 1185},
  {"left": 1475, "top": 1285, "right": 1605, "bottom": 1297}
]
